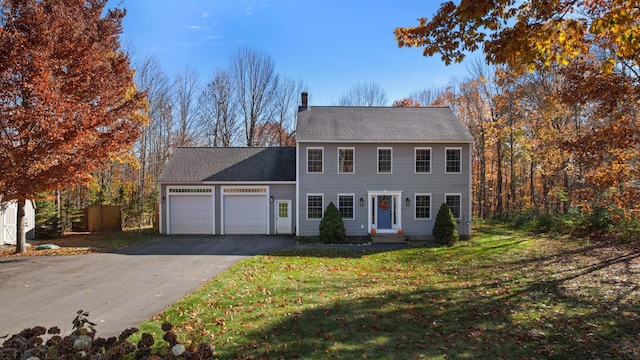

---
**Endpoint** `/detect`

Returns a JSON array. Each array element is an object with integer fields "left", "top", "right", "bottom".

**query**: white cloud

[{"left": 186, "top": 25, "right": 202, "bottom": 30}]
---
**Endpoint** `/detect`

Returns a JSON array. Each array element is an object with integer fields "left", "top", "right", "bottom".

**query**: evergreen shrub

[
  {"left": 432, "top": 203, "right": 459, "bottom": 246},
  {"left": 319, "top": 202, "right": 346, "bottom": 243}
]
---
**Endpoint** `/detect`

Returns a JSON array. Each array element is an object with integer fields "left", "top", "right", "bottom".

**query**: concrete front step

[{"left": 371, "top": 234, "right": 407, "bottom": 243}]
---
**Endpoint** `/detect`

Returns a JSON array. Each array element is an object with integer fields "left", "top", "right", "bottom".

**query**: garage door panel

[
  {"left": 170, "top": 195, "right": 213, "bottom": 234},
  {"left": 224, "top": 195, "right": 267, "bottom": 234}
]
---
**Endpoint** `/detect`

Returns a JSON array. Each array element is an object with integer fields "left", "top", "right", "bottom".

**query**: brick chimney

[{"left": 298, "top": 92, "right": 309, "bottom": 111}]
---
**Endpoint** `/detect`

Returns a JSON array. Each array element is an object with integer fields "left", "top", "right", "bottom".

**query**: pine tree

[
  {"left": 319, "top": 202, "right": 346, "bottom": 243},
  {"left": 432, "top": 203, "right": 459, "bottom": 246}
]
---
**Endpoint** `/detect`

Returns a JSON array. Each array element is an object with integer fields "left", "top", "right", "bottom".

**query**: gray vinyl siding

[{"left": 297, "top": 142, "right": 472, "bottom": 237}]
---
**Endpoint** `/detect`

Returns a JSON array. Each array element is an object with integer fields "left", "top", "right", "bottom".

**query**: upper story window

[
  {"left": 338, "top": 148, "right": 355, "bottom": 174},
  {"left": 415, "top": 147, "right": 431, "bottom": 173},
  {"left": 307, "top": 147, "right": 324, "bottom": 173},
  {"left": 377, "top": 147, "right": 392, "bottom": 174},
  {"left": 445, "top": 148, "right": 462, "bottom": 174},
  {"left": 445, "top": 193, "right": 462, "bottom": 219}
]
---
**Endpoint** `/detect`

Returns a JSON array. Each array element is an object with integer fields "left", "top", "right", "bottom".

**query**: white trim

[
  {"left": 377, "top": 147, "right": 393, "bottom": 174},
  {"left": 158, "top": 183, "right": 163, "bottom": 234},
  {"left": 166, "top": 185, "right": 215, "bottom": 235},
  {"left": 159, "top": 181, "right": 296, "bottom": 185},
  {"left": 414, "top": 193, "right": 432, "bottom": 220},
  {"left": 337, "top": 147, "right": 355, "bottom": 174},
  {"left": 337, "top": 193, "right": 355, "bottom": 220},
  {"left": 445, "top": 147, "right": 463, "bottom": 174},
  {"left": 444, "top": 193, "right": 462, "bottom": 220},
  {"left": 468, "top": 143, "right": 473, "bottom": 234},
  {"left": 366, "top": 190, "right": 403, "bottom": 233},
  {"left": 306, "top": 193, "right": 324, "bottom": 220},
  {"left": 296, "top": 144, "right": 300, "bottom": 236},
  {"left": 298, "top": 139, "right": 474, "bottom": 144},
  {"left": 414, "top": 147, "right": 432, "bottom": 174},
  {"left": 306, "top": 147, "right": 324, "bottom": 174},
  {"left": 221, "top": 185, "right": 270, "bottom": 235}
]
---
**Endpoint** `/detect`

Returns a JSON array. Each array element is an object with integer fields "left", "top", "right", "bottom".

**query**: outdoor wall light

[
  {"left": 405, "top": 197, "right": 410, "bottom": 207},
  {"left": 270, "top": 196, "right": 274, "bottom": 203},
  {"left": 359, "top": 198, "right": 364, "bottom": 207},
  {"left": 161, "top": 196, "right": 165, "bottom": 203}
]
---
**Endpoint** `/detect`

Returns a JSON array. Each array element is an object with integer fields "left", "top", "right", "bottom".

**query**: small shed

[{"left": 1, "top": 200, "right": 36, "bottom": 245}]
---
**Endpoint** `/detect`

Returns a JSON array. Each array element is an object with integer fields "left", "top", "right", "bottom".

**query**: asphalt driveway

[{"left": 0, "top": 235, "right": 295, "bottom": 340}]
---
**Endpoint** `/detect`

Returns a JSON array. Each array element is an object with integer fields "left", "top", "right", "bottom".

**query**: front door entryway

[
  {"left": 377, "top": 195, "right": 393, "bottom": 229},
  {"left": 367, "top": 191, "right": 403, "bottom": 234},
  {"left": 275, "top": 200, "right": 292, "bottom": 234}
]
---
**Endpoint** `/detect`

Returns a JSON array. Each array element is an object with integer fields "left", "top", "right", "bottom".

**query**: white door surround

[
  {"left": 221, "top": 186, "right": 270, "bottom": 235},
  {"left": 366, "top": 190, "right": 403, "bottom": 234},
  {"left": 166, "top": 187, "right": 215, "bottom": 235}
]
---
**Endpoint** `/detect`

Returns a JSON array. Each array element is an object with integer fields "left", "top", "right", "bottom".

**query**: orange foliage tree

[
  {"left": 0, "top": 0, "right": 148, "bottom": 252},
  {"left": 392, "top": 98, "right": 422, "bottom": 107},
  {"left": 395, "top": 0, "right": 640, "bottom": 216}
]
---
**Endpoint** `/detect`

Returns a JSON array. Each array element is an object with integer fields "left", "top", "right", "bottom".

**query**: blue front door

[{"left": 377, "top": 196, "right": 392, "bottom": 229}]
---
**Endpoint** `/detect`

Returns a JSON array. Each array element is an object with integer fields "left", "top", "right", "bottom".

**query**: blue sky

[{"left": 115, "top": 1, "right": 474, "bottom": 106}]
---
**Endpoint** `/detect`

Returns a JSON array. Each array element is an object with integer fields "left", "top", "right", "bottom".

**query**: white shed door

[
  {"left": 224, "top": 195, "right": 267, "bottom": 234},
  {"left": 2, "top": 203, "right": 17, "bottom": 245},
  {"left": 169, "top": 195, "right": 213, "bottom": 234}
]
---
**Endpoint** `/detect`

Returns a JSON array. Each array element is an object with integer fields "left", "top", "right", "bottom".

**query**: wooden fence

[{"left": 73, "top": 205, "right": 122, "bottom": 232}]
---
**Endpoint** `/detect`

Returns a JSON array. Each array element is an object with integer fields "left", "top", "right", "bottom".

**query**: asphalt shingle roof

[
  {"left": 295, "top": 106, "right": 474, "bottom": 142},
  {"left": 157, "top": 147, "right": 296, "bottom": 183}
]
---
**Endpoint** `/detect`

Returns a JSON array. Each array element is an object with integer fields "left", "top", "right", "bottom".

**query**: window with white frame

[
  {"left": 445, "top": 194, "right": 462, "bottom": 219},
  {"left": 415, "top": 194, "right": 431, "bottom": 219},
  {"left": 307, "top": 194, "right": 323, "bottom": 219},
  {"left": 415, "top": 147, "right": 431, "bottom": 173},
  {"left": 378, "top": 147, "right": 392, "bottom": 173},
  {"left": 338, "top": 194, "right": 355, "bottom": 220},
  {"left": 445, "top": 148, "right": 462, "bottom": 174},
  {"left": 307, "top": 148, "right": 323, "bottom": 173},
  {"left": 338, "top": 148, "right": 355, "bottom": 174}
]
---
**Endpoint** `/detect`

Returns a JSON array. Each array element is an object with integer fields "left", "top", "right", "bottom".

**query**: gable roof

[
  {"left": 295, "top": 106, "right": 474, "bottom": 143},
  {"left": 158, "top": 147, "right": 296, "bottom": 183}
]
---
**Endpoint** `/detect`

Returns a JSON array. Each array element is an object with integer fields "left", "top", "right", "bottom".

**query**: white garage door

[
  {"left": 224, "top": 195, "right": 267, "bottom": 234},
  {"left": 169, "top": 195, "right": 214, "bottom": 234}
]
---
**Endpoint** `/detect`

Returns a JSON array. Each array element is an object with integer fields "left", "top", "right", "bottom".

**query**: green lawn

[{"left": 134, "top": 225, "right": 640, "bottom": 359}]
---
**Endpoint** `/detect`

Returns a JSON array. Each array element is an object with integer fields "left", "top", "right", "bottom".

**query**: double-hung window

[
  {"left": 415, "top": 147, "right": 431, "bottom": 173},
  {"left": 415, "top": 194, "right": 431, "bottom": 220},
  {"left": 377, "top": 147, "right": 392, "bottom": 174},
  {"left": 445, "top": 194, "right": 462, "bottom": 219},
  {"left": 445, "top": 148, "right": 462, "bottom": 174},
  {"left": 307, "top": 194, "right": 323, "bottom": 220},
  {"left": 338, "top": 194, "right": 355, "bottom": 220},
  {"left": 338, "top": 148, "right": 355, "bottom": 174},
  {"left": 307, "top": 147, "right": 323, "bottom": 173}
]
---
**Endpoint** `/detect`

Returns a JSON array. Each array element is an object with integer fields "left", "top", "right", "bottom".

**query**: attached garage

[
  {"left": 222, "top": 187, "right": 268, "bottom": 234},
  {"left": 167, "top": 188, "right": 214, "bottom": 235},
  {"left": 157, "top": 147, "right": 296, "bottom": 236}
]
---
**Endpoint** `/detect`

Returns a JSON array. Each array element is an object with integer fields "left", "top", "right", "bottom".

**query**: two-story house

[{"left": 157, "top": 93, "right": 473, "bottom": 239}]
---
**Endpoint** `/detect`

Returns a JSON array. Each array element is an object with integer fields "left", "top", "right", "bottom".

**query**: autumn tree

[
  {"left": 408, "top": 87, "right": 444, "bottom": 107},
  {"left": 0, "top": 0, "right": 147, "bottom": 252},
  {"left": 392, "top": 98, "right": 421, "bottom": 107},
  {"left": 395, "top": 0, "right": 640, "bottom": 216},
  {"left": 337, "top": 82, "right": 388, "bottom": 106}
]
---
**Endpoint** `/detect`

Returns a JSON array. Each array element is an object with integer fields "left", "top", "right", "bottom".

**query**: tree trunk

[
  {"left": 15, "top": 199, "right": 27, "bottom": 254},
  {"left": 495, "top": 139, "right": 504, "bottom": 216}
]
